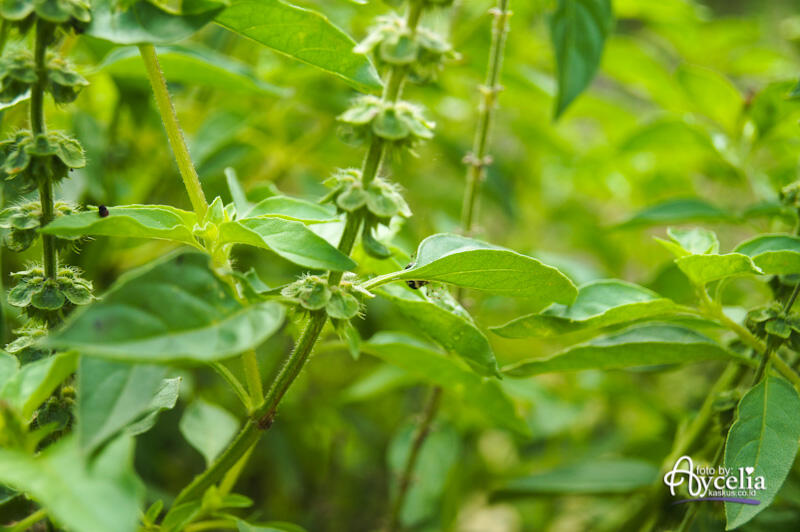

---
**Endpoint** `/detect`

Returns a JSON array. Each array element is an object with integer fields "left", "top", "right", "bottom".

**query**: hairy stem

[
  {"left": 212, "top": 362, "right": 251, "bottom": 411},
  {"left": 461, "top": 0, "right": 511, "bottom": 233},
  {"left": 31, "top": 22, "right": 57, "bottom": 281},
  {"left": 138, "top": 44, "right": 208, "bottom": 220},
  {"left": 387, "top": 386, "right": 442, "bottom": 532}
]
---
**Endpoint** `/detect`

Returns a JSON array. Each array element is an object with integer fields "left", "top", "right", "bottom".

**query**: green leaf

[
  {"left": 503, "top": 324, "right": 745, "bottom": 377},
  {"left": 677, "top": 64, "right": 742, "bottom": 133},
  {"left": 550, "top": 0, "right": 614, "bottom": 118},
  {"left": 179, "top": 398, "right": 239, "bottom": 465},
  {"left": 362, "top": 333, "right": 530, "bottom": 436},
  {"left": 388, "top": 422, "right": 460, "bottom": 527},
  {"left": 97, "top": 45, "right": 290, "bottom": 97},
  {"left": 87, "top": 0, "right": 225, "bottom": 45},
  {"left": 724, "top": 376, "right": 800, "bottom": 529},
  {"left": 491, "top": 280, "right": 686, "bottom": 338},
  {"left": 491, "top": 459, "right": 659, "bottom": 499},
  {"left": 734, "top": 234, "right": 800, "bottom": 275},
  {"left": 379, "top": 284, "right": 499, "bottom": 377},
  {"left": 616, "top": 198, "right": 735, "bottom": 229},
  {"left": 366, "top": 234, "right": 577, "bottom": 307},
  {"left": 0, "top": 351, "right": 78, "bottom": 419},
  {"left": 663, "top": 227, "right": 720, "bottom": 256},
  {"left": 41, "top": 205, "right": 200, "bottom": 247},
  {"left": 215, "top": 0, "right": 382, "bottom": 93},
  {"left": 125, "top": 377, "right": 181, "bottom": 435},
  {"left": 225, "top": 167, "right": 252, "bottom": 217},
  {"left": 78, "top": 357, "right": 171, "bottom": 453},
  {"left": 0, "top": 436, "right": 142, "bottom": 532},
  {"left": 245, "top": 196, "right": 337, "bottom": 223},
  {"left": 675, "top": 253, "right": 762, "bottom": 286},
  {"left": 46, "top": 252, "right": 285, "bottom": 364},
  {"left": 0, "top": 351, "right": 19, "bottom": 390},
  {"left": 219, "top": 217, "right": 356, "bottom": 271}
]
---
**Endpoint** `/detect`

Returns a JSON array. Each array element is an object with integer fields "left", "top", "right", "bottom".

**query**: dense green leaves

[
  {"left": 179, "top": 398, "right": 239, "bottom": 465},
  {"left": 550, "top": 0, "right": 613, "bottom": 118},
  {"left": 220, "top": 217, "right": 356, "bottom": 270},
  {"left": 98, "top": 46, "right": 290, "bottom": 97},
  {"left": 0, "top": 351, "right": 78, "bottom": 419},
  {"left": 503, "top": 324, "right": 745, "bottom": 377},
  {"left": 41, "top": 205, "right": 200, "bottom": 247},
  {"left": 215, "top": 0, "right": 382, "bottom": 93},
  {"left": 46, "top": 253, "right": 285, "bottom": 363},
  {"left": 0, "top": 436, "right": 142, "bottom": 532},
  {"left": 734, "top": 234, "right": 800, "bottom": 275},
  {"left": 492, "top": 280, "right": 685, "bottom": 338},
  {"left": 492, "top": 459, "right": 659, "bottom": 499},
  {"left": 87, "top": 0, "right": 225, "bottom": 44},
  {"left": 363, "top": 333, "right": 529, "bottom": 436},
  {"left": 78, "top": 357, "right": 179, "bottom": 454},
  {"left": 379, "top": 284, "right": 499, "bottom": 377},
  {"left": 366, "top": 234, "right": 577, "bottom": 307},
  {"left": 724, "top": 376, "right": 800, "bottom": 529}
]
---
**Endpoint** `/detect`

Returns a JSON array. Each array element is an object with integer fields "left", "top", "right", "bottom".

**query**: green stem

[
  {"left": 169, "top": 0, "right": 427, "bottom": 512},
  {"left": 0, "top": 20, "right": 9, "bottom": 56},
  {"left": 171, "top": 312, "right": 327, "bottom": 507},
  {"left": 138, "top": 44, "right": 208, "bottom": 220},
  {"left": 387, "top": 386, "right": 442, "bottom": 532},
  {"left": 31, "top": 21, "right": 57, "bottom": 281},
  {"left": 7, "top": 508, "right": 47, "bottom": 532},
  {"left": 461, "top": 0, "right": 511, "bottom": 234}
]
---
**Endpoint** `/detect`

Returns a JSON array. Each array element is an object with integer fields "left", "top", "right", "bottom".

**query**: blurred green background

[{"left": 5, "top": 0, "right": 800, "bottom": 530}]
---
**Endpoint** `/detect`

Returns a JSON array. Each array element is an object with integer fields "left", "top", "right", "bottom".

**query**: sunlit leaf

[
  {"left": 724, "top": 376, "right": 800, "bottom": 529},
  {"left": 245, "top": 196, "right": 337, "bottom": 223},
  {"left": 215, "top": 0, "right": 382, "bottom": 93},
  {"left": 219, "top": 217, "right": 355, "bottom": 270},
  {"left": 616, "top": 198, "right": 735, "bottom": 229},
  {"left": 0, "top": 351, "right": 78, "bottom": 419},
  {"left": 41, "top": 205, "right": 200, "bottom": 247},
  {"left": 366, "top": 234, "right": 577, "bottom": 307},
  {"left": 734, "top": 234, "right": 800, "bottom": 275}
]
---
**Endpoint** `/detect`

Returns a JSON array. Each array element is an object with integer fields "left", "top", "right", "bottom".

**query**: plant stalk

[
  {"left": 7, "top": 508, "right": 47, "bottom": 532},
  {"left": 138, "top": 44, "right": 209, "bottom": 220},
  {"left": 461, "top": 0, "right": 511, "bottom": 233},
  {"left": 387, "top": 385, "right": 442, "bottom": 532},
  {"left": 31, "top": 22, "right": 57, "bottom": 281}
]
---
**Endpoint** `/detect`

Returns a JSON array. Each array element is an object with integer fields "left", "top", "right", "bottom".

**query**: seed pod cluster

[
  {"left": 8, "top": 265, "right": 93, "bottom": 325},
  {"left": 1, "top": 3, "right": 93, "bottom": 351},
  {"left": 0, "top": 200, "right": 77, "bottom": 252},
  {"left": 338, "top": 96, "right": 434, "bottom": 150},
  {"left": 282, "top": 274, "right": 373, "bottom": 320},
  {"left": 746, "top": 304, "right": 800, "bottom": 351}
]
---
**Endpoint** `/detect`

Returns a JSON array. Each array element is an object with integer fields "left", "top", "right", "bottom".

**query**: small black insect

[
  {"left": 406, "top": 279, "right": 429, "bottom": 290},
  {"left": 98, "top": 205, "right": 109, "bottom": 218}
]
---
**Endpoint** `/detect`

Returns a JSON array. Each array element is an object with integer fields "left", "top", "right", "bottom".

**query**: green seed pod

[
  {"left": 8, "top": 264, "right": 93, "bottom": 325},
  {"left": 336, "top": 182, "right": 368, "bottom": 212},
  {"left": 282, "top": 275, "right": 331, "bottom": 311},
  {"left": 0, "top": 130, "right": 86, "bottom": 193},
  {"left": 5, "top": 324, "right": 49, "bottom": 365},
  {"left": 46, "top": 55, "right": 89, "bottom": 104},
  {"left": 0, "top": 0, "right": 91, "bottom": 28},
  {"left": 326, "top": 288, "right": 361, "bottom": 320},
  {"left": 337, "top": 97, "right": 434, "bottom": 149},
  {"left": 0, "top": 49, "right": 36, "bottom": 103},
  {"left": 0, "top": 200, "right": 77, "bottom": 252}
]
